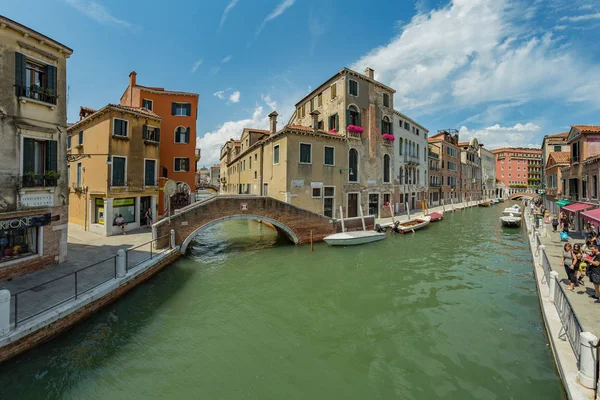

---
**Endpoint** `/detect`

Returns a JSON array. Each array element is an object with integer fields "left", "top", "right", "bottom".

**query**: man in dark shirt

[{"left": 587, "top": 245, "right": 600, "bottom": 302}]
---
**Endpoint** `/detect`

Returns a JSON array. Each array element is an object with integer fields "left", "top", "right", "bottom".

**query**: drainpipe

[{"left": 260, "top": 143, "right": 264, "bottom": 195}]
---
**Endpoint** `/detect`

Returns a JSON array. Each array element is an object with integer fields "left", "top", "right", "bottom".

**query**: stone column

[
  {"left": 578, "top": 331, "right": 598, "bottom": 388},
  {"left": 104, "top": 197, "right": 114, "bottom": 236},
  {"left": 170, "top": 229, "right": 176, "bottom": 249},
  {"left": 549, "top": 271, "right": 559, "bottom": 302},
  {"left": 116, "top": 249, "right": 126, "bottom": 278},
  {"left": 0, "top": 290, "right": 10, "bottom": 336},
  {"left": 538, "top": 245, "right": 545, "bottom": 266}
]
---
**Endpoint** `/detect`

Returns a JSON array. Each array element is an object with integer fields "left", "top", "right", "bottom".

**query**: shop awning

[
  {"left": 556, "top": 199, "right": 570, "bottom": 207},
  {"left": 563, "top": 202, "right": 595, "bottom": 214},
  {"left": 582, "top": 208, "right": 600, "bottom": 225}
]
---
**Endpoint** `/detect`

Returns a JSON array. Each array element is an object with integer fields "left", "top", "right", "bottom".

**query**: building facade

[
  {"left": 393, "top": 110, "right": 429, "bottom": 211},
  {"left": 563, "top": 126, "right": 600, "bottom": 202},
  {"left": 544, "top": 152, "right": 570, "bottom": 215},
  {"left": 428, "top": 130, "right": 461, "bottom": 205},
  {"left": 67, "top": 105, "right": 161, "bottom": 236},
  {"left": 458, "top": 139, "right": 483, "bottom": 202},
  {"left": 478, "top": 146, "right": 496, "bottom": 199},
  {"left": 541, "top": 132, "right": 569, "bottom": 169},
  {"left": 0, "top": 16, "right": 73, "bottom": 280},
  {"left": 428, "top": 143, "right": 442, "bottom": 206},
  {"left": 120, "top": 72, "right": 199, "bottom": 217},
  {"left": 492, "top": 147, "right": 542, "bottom": 196},
  {"left": 209, "top": 164, "right": 220, "bottom": 188}
]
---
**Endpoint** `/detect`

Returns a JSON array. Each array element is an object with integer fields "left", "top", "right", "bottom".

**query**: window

[
  {"left": 572, "top": 142, "right": 580, "bottom": 163},
  {"left": 312, "top": 187, "right": 322, "bottom": 198},
  {"left": 174, "top": 158, "right": 190, "bottom": 172},
  {"left": 249, "top": 156, "right": 252, "bottom": 170},
  {"left": 404, "top": 121, "right": 410, "bottom": 130},
  {"left": 347, "top": 105, "right": 360, "bottom": 127},
  {"left": 310, "top": 98, "right": 314, "bottom": 112},
  {"left": 331, "top": 83, "right": 337, "bottom": 99},
  {"left": 399, "top": 138, "right": 403, "bottom": 155},
  {"left": 399, "top": 167, "right": 403, "bottom": 184},
  {"left": 14, "top": 53, "right": 57, "bottom": 105},
  {"left": 142, "top": 99, "right": 153, "bottom": 111},
  {"left": 78, "top": 130, "right": 83, "bottom": 145},
  {"left": 448, "top": 161, "right": 457, "bottom": 171},
  {"left": 324, "top": 146, "right": 335, "bottom": 166},
  {"left": 323, "top": 186, "right": 335, "bottom": 218},
  {"left": 172, "top": 102, "right": 191, "bottom": 116},
  {"left": 254, "top": 171, "right": 257, "bottom": 180},
  {"left": 328, "top": 113, "right": 339, "bottom": 132},
  {"left": 76, "top": 162, "right": 82, "bottom": 187},
  {"left": 383, "top": 93, "right": 390, "bottom": 107},
  {"left": 0, "top": 227, "right": 39, "bottom": 264},
  {"left": 143, "top": 125, "right": 160, "bottom": 142},
  {"left": 143, "top": 159, "right": 157, "bottom": 186},
  {"left": 554, "top": 145, "right": 561, "bottom": 152},
  {"left": 318, "top": 120, "right": 324, "bottom": 130},
  {"left": 318, "top": 93, "right": 323, "bottom": 107},
  {"left": 273, "top": 145, "right": 280, "bottom": 164},
  {"left": 349, "top": 79, "right": 359, "bottom": 96},
  {"left": 300, "top": 143, "right": 312, "bottom": 164},
  {"left": 349, "top": 148, "right": 358, "bottom": 182},
  {"left": 446, "top": 147, "right": 457, "bottom": 157},
  {"left": 175, "top": 127, "right": 190, "bottom": 143},
  {"left": 111, "top": 157, "right": 126, "bottom": 186},
  {"left": 383, "top": 193, "right": 391, "bottom": 205},
  {"left": 383, "top": 154, "right": 391, "bottom": 183},
  {"left": 113, "top": 198, "right": 136, "bottom": 224},
  {"left": 382, "top": 116, "right": 392, "bottom": 134},
  {"left": 301, "top": 104, "right": 306, "bottom": 118},
  {"left": 255, "top": 154, "right": 257, "bottom": 161},
  {"left": 67, "top": 165, "right": 70, "bottom": 184},
  {"left": 594, "top": 176, "right": 598, "bottom": 199},
  {"left": 22, "top": 138, "right": 58, "bottom": 187},
  {"left": 113, "top": 118, "right": 129, "bottom": 137},
  {"left": 67, "top": 135, "right": 72, "bottom": 149}
]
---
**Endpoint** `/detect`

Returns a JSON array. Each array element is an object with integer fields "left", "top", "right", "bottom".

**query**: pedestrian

[
  {"left": 114, "top": 214, "right": 126, "bottom": 235},
  {"left": 562, "top": 242, "right": 576, "bottom": 291},
  {"left": 551, "top": 215, "right": 559, "bottom": 232},
  {"left": 560, "top": 213, "right": 569, "bottom": 233},
  {"left": 144, "top": 207, "right": 153, "bottom": 227},
  {"left": 586, "top": 245, "right": 600, "bottom": 302},
  {"left": 573, "top": 243, "right": 584, "bottom": 286}
]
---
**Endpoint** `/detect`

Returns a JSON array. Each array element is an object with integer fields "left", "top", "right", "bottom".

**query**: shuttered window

[
  {"left": 67, "top": 135, "right": 72, "bottom": 149},
  {"left": 349, "top": 80, "right": 358, "bottom": 96},
  {"left": 172, "top": 103, "right": 191, "bottom": 116},
  {"left": 112, "top": 156, "right": 126, "bottom": 186},
  {"left": 330, "top": 83, "right": 337, "bottom": 99},
  {"left": 78, "top": 131, "right": 83, "bottom": 145},
  {"left": 144, "top": 159, "right": 156, "bottom": 186},
  {"left": 299, "top": 143, "right": 312, "bottom": 164},
  {"left": 175, "top": 127, "right": 190, "bottom": 143},
  {"left": 273, "top": 145, "right": 280, "bottom": 164},
  {"left": 174, "top": 158, "right": 190, "bottom": 172},
  {"left": 14, "top": 52, "right": 57, "bottom": 104},
  {"left": 383, "top": 93, "right": 390, "bottom": 107},
  {"left": 113, "top": 119, "right": 128, "bottom": 137},
  {"left": 324, "top": 146, "right": 335, "bottom": 166}
]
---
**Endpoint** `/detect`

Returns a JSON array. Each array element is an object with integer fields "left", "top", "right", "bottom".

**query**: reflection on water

[{"left": 0, "top": 206, "right": 566, "bottom": 399}]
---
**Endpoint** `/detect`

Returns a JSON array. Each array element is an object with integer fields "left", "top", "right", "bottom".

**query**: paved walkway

[
  {"left": 0, "top": 224, "right": 162, "bottom": 325},
  {"left": 536, "top": 217, "right": 600, "bottom": 337},
  {"left": 375, "top": 198, "right": 486, "bottom": 226}
]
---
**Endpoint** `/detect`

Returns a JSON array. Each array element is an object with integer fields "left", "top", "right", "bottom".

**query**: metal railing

[
  {"left": 125, "top": 236, "right": 169, "bottom": 272},
  {"left": 541, "top": 248, "right": 552, "bottom": 285},
  {"left": 11, "top": 255, "right": 117, "bottom": 328},
  {"left": 15, "top": 85, "right": 57, "bottom": 105},
  {"left": 554, "top": 277, "right": 584, "bottom": 361}
]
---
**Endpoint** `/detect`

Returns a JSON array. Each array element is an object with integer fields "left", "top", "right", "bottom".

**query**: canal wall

[
  {"left": 524, "top": 212, "right": 595, "bottom": 400},
  {"left": 0, "top": 247, "right": 181, "bottom": 363}
]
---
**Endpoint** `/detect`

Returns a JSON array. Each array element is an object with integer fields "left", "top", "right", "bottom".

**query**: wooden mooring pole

[{"left": 310, "top": 230, "right": 314, "bottom": 252}]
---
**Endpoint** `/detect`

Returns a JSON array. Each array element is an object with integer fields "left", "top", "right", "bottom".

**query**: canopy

[
  {"left": 556, "top": 199, "right": 570, "bottom": 207},
  {"left": 582, "top": 208, "right": 600, "bottom": 226},
  {"left": 563, "top": 202, "right": 595, "bottom": 214}
]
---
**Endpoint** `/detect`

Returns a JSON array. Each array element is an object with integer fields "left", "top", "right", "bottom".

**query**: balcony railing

[
  {"left": 428, "top": 151, "right": 439, "bottom": 160},
  {"left": 195, "top": 148, "right": 201, "bottom": 161},
  {"left": 430, "top": 182, "right": 442, "bottom": 187},
  {"left": 404, "top": 154, "right": 420, "bottom": 164},
  {"left": 16, "top": 85, "right": 57, "bottom": 105},
  {"left": 22, "top": 175, "right": 58, "bottom": 188}
]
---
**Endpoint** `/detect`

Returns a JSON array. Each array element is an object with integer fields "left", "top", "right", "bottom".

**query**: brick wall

[
  {"left": 0, "top": 205, "right": 68, "bottom": 282},
  {"left": 0, "top": 250, "right": 180, "bottom": 363}
]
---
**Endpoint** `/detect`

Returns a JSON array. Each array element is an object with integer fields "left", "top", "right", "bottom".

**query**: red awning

[
  {"left": 582, "top": 208, "right": 600, "bottom": 225},
  {"left": 563, "top": 202, "right": 595, "bottom": 214}
]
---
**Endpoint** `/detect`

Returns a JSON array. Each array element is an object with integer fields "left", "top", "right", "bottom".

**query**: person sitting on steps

[{"left": 114, "top": 214, "right": 126, "bottom": 235}]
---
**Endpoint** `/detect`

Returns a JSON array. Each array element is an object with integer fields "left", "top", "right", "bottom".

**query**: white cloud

[
  {"left": 308, "top": 7, "right": 326, "bottom": 56},
  {"left": 221, "top": 55, "right": 233, "bottom": 64},
  {"left": 229, "top": 91, "right": 241, "bottom": 103},
  {"left": 64, "top": 0, "right": 136, "bottom": 30},
  {"left": 459, "top": 123, "right": 542, "bottom": 149},
  {"left": 191, "top": 59, "right": 203, "bottom": 73},
  {"left": 252, "top": 0, "right": 295, "bottom": 44},
  {"left": 351, "top": 0, "right": 600, "bottom": 115},
  {"left": 261, "top": 94, "right": 277, "bottom": 110},
  {"left": 560, "top": 12, "right": 600, "bottom": 22},
  {"left": 219, "top": 0, "right": 239, "bottom": 31},
  {"left": 213, "top": 90, "right": 227, "bottom": 100}
]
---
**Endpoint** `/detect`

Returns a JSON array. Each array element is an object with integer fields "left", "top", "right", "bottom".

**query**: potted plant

[
  {"left": 347, "top": 125, "right": 364, "bottom": 134},
  {"left": 23, "top": 170, "right": 38, "bottom": 187},
  {"left": 329, "top": 129, "right": 337, "bottom": 134},
  {"left": 44, "top": 170, "right": 61, "bottom": 186},
  {"left": 382, "top": 133, "right": 395, "bottom": 142}
]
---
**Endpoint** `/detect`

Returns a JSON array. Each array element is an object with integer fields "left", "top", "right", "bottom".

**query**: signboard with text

[
  {"left": 20, "top": 194, "right": 53, "bottom": 208},
  {"left": 0, "top": 213, "right": 51, "bottom": 231}
]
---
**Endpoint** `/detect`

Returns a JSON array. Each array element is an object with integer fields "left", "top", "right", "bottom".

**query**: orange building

[
  {"left": 492, "top": 147, "right": 542, "bottom": 195},
  {"left": 120, "top": 72, "right": 199, "bottom": 217}
]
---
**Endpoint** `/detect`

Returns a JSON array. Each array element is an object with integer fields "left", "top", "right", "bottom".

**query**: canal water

[{"left": 0, "top": 205, "right": 565, "bottom": 399}]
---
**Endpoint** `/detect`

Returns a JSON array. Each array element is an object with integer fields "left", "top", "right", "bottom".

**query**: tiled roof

[
  {"left": 457, "top": 142, "right": 469, "bottom": 147},
  {"left": 286, "top": 124, "right": 344, "bottom": 137},
  {"left": 244, "top": 128, "right": 270, "bottom": 134},
  {"left": 108, "top": 104, "right": 161, "bottom": 119},
  {"left": 549, "top": 152, "right": 570, "bottom": 164},
  {"left": 212, "top": 164, "right": 220, "bottom": 168},
  {"left": 573, "top": 125, "right": 600, "bottom": 134},
  {"left": 136, "top": 84, "right": 199, "bottom": 97},
  {"left": 80, "top": 106, "right": 97, "bottom": 114},
  {"left": 549, "top": 132, "right": 569, "bottom": 138}
]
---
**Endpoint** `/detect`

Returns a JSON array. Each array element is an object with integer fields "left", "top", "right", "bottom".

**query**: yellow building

[
  {"left": 220, "top": 112, "right": 346, "bottom": 218},
  {"left": 67, "top": 105, "right": 161, "bottom": 235}
]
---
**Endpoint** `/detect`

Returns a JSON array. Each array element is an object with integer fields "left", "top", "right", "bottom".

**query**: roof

[
  {"left": 68, "top": 104, "right": 161, "bottom": 132},
  {"left": 490, "top": 147, "right": 542, "bottom": 153},
  {"left": 392, "top": 109, "right": 428, "bottom": 133},
  {"left": 211, "top": 164, "right": 220, "bottom": 168},
  {"left": 0, "top": 15, "right": 73, "bottom": 54},
  {"left": 548, "top": 152, "right": 570, "bottom": 164},
  {"left": 243, "top": 128, "right": 270, "bottom": 134},
  {"left": 285, "top": 124, "right": 345, "bottom": 137},
  {"left": 135, "top": 84, "right": 199, "bottom": 98},
  {"left": 457, "top": 142, "right": 469, "bottom": 147},
  {"left": 80, "top": 106, "right": 97, "bottom": 114},
  {"left": 573, "top": 125, "right": 600, "bottom": 134},
  {"left": 548, "top": 132, "right": 569, "bottom": 139}
]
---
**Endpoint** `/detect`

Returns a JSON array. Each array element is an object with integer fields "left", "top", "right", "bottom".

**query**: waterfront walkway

[
  {"left": 375, "top": 199, "right": 484, "bottom": 227},
  {"left": 0, "top": 224, "right": 157, "bottom": 325}
]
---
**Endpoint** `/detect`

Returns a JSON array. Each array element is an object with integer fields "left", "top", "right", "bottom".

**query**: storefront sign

[
  {"left": 113, "top": 198, "right": 134, "bottom": 207},
  {"left": 240, "top": 202, "right": 248, "bottom": 211},
  {"left": 20, "top": 194, "right": 53, "bottom": 208},
  {"left": 0, "top": 213, "right": 51, "bottom": 231},
  {"left": 95, "top": 198, "right": 105, "bottom": 206}
]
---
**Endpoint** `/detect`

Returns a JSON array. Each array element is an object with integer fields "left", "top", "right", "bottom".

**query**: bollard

[
  {"left": 578, "top": 331, "right": 598, "bottom": 388},
  {"left": 0, "top": 290, "right": 10, "bottom": 336},
  {"left": 170, "top": 229, "right": 176, "bottom": 249},
  {"left": 116, "top": 249, "right": 126, "bottom": 278},
  {"left": 549, "top": 271, "right": 559, "bottom": 302},
  {"left": 538, "top": 245, "right": 545, "bottom": 266}
]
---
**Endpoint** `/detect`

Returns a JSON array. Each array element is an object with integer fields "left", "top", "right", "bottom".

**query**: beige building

[
  {"left": 428, "top": 130, "right": 462, "bottom": 204},
  {"left": 67, "top": 105, "right": 161, "bottom": 236},
  {"left": 478, "top": 145, "right": 496, "bottom": 199},
  {"left": 428, "top": 143, "right": 442, "bottom": 206},
  {"left": 0, "top": 16, "right": 72, "bottom": 280},
  {"left": 458, "top": 139, "right": 483, "bottom": 202}
]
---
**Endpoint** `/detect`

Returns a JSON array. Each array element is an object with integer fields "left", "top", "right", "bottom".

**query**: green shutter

[
  {"left": 67, "top": 135, "right": 72, "bottom": 149},
  {"left": 175, "top": 158, "right": 180, "bottom": 171},
  {"left": 144, "top": 160, "right": 151, "bottom": 185},
  {"left": 171, "top": 102, "right": 176, "bottom": 115},
  {"left": 346, "top": 109, "right": 351, "bottom": 127},
  {"left": 328, "top": 116, "right": 332, "bottom": 131},
  {"left": 46, "top": 65, "right": 57, "bottom": 103},
  {"left": 23, "top": 138, "right": 35, "bottom": 173},
  {"left": 357, "top": 111, "right": 361, "bottom": 127},
  {"left": 186, "top": 104, "right": 191, "bottom": 116},
  {"left": 185, "top": 127, "right": 190, "bottom": 143},
  {"left": 389, "top": 122, "right": 393, "bottom": 135},
  {"left": 156, "top": 128, "right": 161, "bottom": 142},
  {"left": 46, "top": 140, "right": 58, "bottom": 172},
  {"left": 335, "top": 114, "right": 339, "bottom": 131},
  {"left": 142, "top": 125, "right": 147, "bottom": 140},
  {"left": 15, "top": 52, "right": 26, "bottom": 95},
  {"left": 185, "top": 158, "right": 190, "bottom": 171}
]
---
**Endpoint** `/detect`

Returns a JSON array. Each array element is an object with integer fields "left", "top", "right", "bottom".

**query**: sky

[{"left": 3, "top": 0, "right": 600, "bottom": 166}]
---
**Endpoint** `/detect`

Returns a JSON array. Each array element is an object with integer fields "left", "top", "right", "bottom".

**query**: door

[
  {"left": 323, "top": 186, "right": 335, "bottom": 218},
  {"left": 263, "top": 183, "right": 268, "bottom": 196},
  {"left": 411, "top": 193, "right": 416, "bottom": 209},
  {"left": 347, "top": 193, "right": 358, "bottom": 218},
  {"left": 140, "top": 196, "right": 151, "bottom": 224},
  {"left": 368, "top": 193, "right": 379, "bottom": 217}
]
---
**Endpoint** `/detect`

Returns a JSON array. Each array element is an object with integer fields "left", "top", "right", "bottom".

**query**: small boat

[
  {"left": 429, "top": 211, "right": 443, "bottom": 222},
  {"left": 502, "top": 205, "right": 521, "bottom": 216},
  {"left": 491, "top": 198, "right": 500, "bottom": 204},
  {"left": 479, "top": 201, "right": 491, "bottom": 207},
  {"left": 500, "top": 212, "right": 521, "bottom": 227},
  {"left": 395, "top": 216, "right": 431, "bottom": 233},
  {"left": 324, "top": 206, "right": 385, "bottom": 246},
  {"left": 499, "top": 198, "right": 505, "bottom": 202}
]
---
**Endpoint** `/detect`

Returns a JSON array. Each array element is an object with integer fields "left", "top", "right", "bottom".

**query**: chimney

[
  {"left": 365, "top": 67, "right": 374, "bottom": 79},
  {"left": 310, "top": 110, "right": 320, "bottom": 132},
  {"left": 129, "top": 71, "right": 137, "bottom": 86},
  {"left": 268, "top": 111, "right": 278, "bottom": 134}
]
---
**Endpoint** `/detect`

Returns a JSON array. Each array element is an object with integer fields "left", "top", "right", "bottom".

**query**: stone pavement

[
  {"left": 375, "top": 198, "right": 485, "bottom": 226},
  {"left": 0, "top": 223, "right": 165, "bottom": 325},
  {"left": 536, "top": 218, "right": 600, "bottom": 337}
]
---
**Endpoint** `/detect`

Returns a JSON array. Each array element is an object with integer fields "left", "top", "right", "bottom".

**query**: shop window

[
  {"left": 112, "top": 198, "right": 135, "bottom": 224},
  {"left": 0, "top": 227, "right": 38, "bottom": 263}
]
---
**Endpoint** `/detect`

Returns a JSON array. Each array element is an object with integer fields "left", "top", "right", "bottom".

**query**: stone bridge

[
  {"left": 196, "top": 183, "right": 219, "bottom": 191},
  {"left": 155, "top": 196, "right": 337, "bottom": 253},
  {"left": 508, "top": 192, "right": 539, "bottom": 200}
]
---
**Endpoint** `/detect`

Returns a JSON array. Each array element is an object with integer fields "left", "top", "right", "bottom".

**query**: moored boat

[
  {"left": 324, "top": 206, "right": 386, "bottom": 246},
  {"left": 500, "top": 213, "right": 521, "bottom": 227},
  {"left": 479, "top": 201, "right": 491, "bottom": 207},
  {"left": 502, "top": 205, "right": 521, "bottom": 216},
  {"left": 395, "top": 216, "right": 431, "bottom": 233},
  {"left": 429, "top": 211, "right": 443, "bottom": 222}
]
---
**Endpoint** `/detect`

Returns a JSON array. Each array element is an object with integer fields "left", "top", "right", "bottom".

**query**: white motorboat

[
  {"left": 502, "top": 205, "right": 522, "bottom": 216},
  {"left": 500, "top": 212, "right": 521, "bottom": 227},
  {"left": 491, "top": 198, "right": 500, "bottom": 204},
  {"left": 324, "top": 206, "right": 386, "bottom": 246},
  {"left": 395, "top": 216, "right": 431, "bottom": 233}
]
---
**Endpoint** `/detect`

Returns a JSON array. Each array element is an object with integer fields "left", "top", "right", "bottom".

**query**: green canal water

[{"left": 0, "top": 205, "right": 565, "bottom": 399}]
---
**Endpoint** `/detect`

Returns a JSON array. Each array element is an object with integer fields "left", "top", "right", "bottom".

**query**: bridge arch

[
  {"left": 180, "top": 214, "right": 299, "bottom": 253},
  {"left": 508, "top": 192, "right": 539, "bottom": 200}
]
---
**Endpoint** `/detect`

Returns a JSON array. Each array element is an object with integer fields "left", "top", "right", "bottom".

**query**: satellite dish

[{"left": 164, "top": 180, "right": 177, "bottom": 197}]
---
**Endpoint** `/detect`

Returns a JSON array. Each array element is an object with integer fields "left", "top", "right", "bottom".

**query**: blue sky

[{"left": 3, "top": 0, "right": 600, "bottom": 166}]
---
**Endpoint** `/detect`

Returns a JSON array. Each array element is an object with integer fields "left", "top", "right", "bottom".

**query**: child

[{"left": 552, "top": 215, "right": 559, "bottom": 232}]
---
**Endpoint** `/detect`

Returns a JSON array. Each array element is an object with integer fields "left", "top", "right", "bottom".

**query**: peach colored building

[
  {"left": 120, "top": 72, "right": 199, "bottom": 217},
  {"left": 428, "top": 130, "right": 462, "bottom": 203},
  {"left": 492, "top": 147, "right": 542, "bottom": 195}
]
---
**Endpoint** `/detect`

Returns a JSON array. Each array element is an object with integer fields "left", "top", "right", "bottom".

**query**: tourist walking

[
  {"left": 586, "top": 245, "right": 600, "bottom": 302},
  {"left": 551, "top": 215, "right": 559, "bottom": 232},
  {"left": 144, "top": 207, "right": 153, "bottom": 227},
  {"left": 562, "top": 243, "right": 576, "bottom": 291},
  {"left": 573, "top": 243, "right": 584, "bottom": 286},
  {"left": 560, "top": 213, "right": 569, "bottom": 233}
]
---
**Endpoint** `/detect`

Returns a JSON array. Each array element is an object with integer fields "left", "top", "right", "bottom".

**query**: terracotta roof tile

[
  {"left": 549, "top": 132, "right": 569, "bottom": 138},
  {"left": 573, "top": 125, "right": 600, "bottom": 134},
  {"left": 108, "top": 104, "right": 161, "bottom": 119},
  {"left": 285, "top": 124, "right": 344, "bottom": 137},
  {"left": 80, "top": 106, "right": 97, "bottom": 113},
  {"left": 549, "top": 152, "right": 570, "bottom": 164}
]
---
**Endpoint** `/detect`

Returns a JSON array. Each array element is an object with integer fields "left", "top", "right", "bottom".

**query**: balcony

[
  {"left": 428, "top": 151, "right": 439, "bottom": 160},
  {"left": 16, "top": 85, "right": 57, "bottom": 105},
  {"left": 195, "top": 148, "right": 201, "bottom": 162},
  {"left": 22, "top": 174, "right": 58, "bottom": 188},
  {"left": 430, "top": 182, "right": 442, "bottom": 187},
  {"left": 404, "top": 154, "right": 420, "bottom": 165}
]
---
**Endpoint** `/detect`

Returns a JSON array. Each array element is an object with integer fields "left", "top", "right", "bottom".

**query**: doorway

[
  {"left": 347, "top": 193, "right": 359, "bottom": 218},
  {"left": 140, "top": 196, "right": 151, "bottom": 224},
  {"left": 263, "top": 183, "right": 269, "bottom": 196},
  {"left": 368, "top": 193, "right": 380, "bottom": 218}
]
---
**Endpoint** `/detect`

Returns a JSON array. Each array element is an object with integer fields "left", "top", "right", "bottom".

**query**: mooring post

[
  {"left": 310, "top": 230, "right": 313, "bottom": 252},
  {"left": 538, "top": 244, "right": 545, "bottom": 266},
  {"left": 116, "top": 249, "right": 126, "bottom": 278},
  {"left": 170, "top": 229, "right": 176, "bottom": 249},
  {"left": 548, "top": 271, "right": 559, "bottom": 302},
  {"left": 578, "top": 332, "right": 598, "bottom": 388},
  {"left": 0, "top": 290, "right": 10, "bottom": 336}
]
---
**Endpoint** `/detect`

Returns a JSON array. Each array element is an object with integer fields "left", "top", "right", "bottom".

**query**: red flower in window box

[
  {"left": 329, "top": 129, "right": 337, "bottom": 133},
  {"left": 382, "top": 134, "right": 395, "bottom": 141},
  {"left": 347, "top": 125, "right": 364, "bottom": 134}
]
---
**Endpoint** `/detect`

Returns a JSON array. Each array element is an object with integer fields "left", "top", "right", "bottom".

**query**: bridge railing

[{"left": 125, "top": 235, "right": 171, "bottom": 272}]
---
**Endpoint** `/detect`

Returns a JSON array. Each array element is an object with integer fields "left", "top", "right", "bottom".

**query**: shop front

[
  {"left": 88, "top": 195, "right": 156, "bottom": 236},
  {"left": 0, "top": 213, "right": 50, "bottom": 265},
  {"left": 561, "top": 202, "right": 594, "bottom": 233}
]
